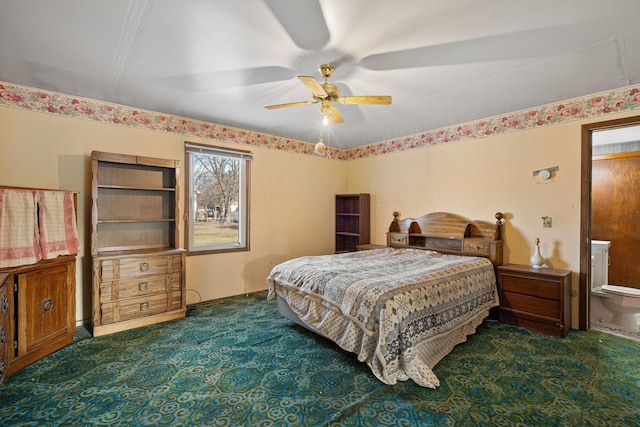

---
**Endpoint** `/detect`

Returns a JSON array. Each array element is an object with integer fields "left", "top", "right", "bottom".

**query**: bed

[{"left": 267, "top": 211, "right": 504, "bottom": 388}]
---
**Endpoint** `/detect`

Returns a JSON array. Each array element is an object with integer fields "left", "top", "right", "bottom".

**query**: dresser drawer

[
  {"left": 101, "top": 293, "right": 169, "bottom": 323},
  {"left": 463, "top": 239, "right": 492, "bottom": 256},
  {"left": 98, "top": 254, "right": 182, "bottom": 281},
  {"left": 99, "top": 273, "right": 176, "bottom": 303}
]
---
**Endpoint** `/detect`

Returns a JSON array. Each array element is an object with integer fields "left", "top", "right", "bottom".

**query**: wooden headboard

[{"left": 387, "top": 211, "right": 504, "bottom": 265}]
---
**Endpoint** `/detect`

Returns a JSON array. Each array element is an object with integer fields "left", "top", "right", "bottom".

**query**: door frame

[{"left": 579, "top": 115, "right": 640, "bottom": 329}]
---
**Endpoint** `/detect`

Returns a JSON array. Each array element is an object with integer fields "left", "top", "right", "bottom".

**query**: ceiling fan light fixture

[
  {"left": 264, "top": 63, "right": 391, "bottom": 125},
  {"left": 314, "top": 137, "right": 327, "bottom": 156},
  {"left": 319, "top": 100, "right": 333, "bottom": 116}
]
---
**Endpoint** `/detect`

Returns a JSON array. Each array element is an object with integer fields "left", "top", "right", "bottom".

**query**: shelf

[
  {"left": 98, "top": 218, "right": 175, "bottom": 223},
  {"left": 98, "top": 184, "right": 176, "bottom": 192},
  {"left": 97, "top": 243, "right": 170, "bottom": 254},
  {"left": 335, "top": 194, "right": 370, "bottom": 253}
]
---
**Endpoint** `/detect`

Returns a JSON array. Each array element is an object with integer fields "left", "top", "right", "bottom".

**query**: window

[{"left": 185, "top": 142, "right": 251, "bottom": 253}]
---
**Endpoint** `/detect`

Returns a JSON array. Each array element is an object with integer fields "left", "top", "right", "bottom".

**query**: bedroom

[{"left": 1, "top": 1, "right": 640, "bottom": 424}]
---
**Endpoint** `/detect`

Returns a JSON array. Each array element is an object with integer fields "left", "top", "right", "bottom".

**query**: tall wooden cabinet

[
  {"left": 335, "top": 194, "right": 370, "bottom": 253},
  {"left": 91, "top": 151, "right": 186, "bottom": 337},
  {"left": 0, "top": 187, "right": 77, "bottom": 384}
]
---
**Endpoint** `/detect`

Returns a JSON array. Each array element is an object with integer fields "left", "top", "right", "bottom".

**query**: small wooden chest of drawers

[
  {"left": 92, "top": 250, "right": 185, "bottom": 336},
  {"left": 497, "top": 264, "right": 571, "bottom": 337}
]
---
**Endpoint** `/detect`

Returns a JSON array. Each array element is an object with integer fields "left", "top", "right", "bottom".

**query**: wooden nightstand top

[{"left": 498, "top": 264, "right": 571, "bottom": 277}]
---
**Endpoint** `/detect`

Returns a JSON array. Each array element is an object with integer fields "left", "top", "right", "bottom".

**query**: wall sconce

[{"left": 532, "top": 166, "right": 559, "bottom": 181}]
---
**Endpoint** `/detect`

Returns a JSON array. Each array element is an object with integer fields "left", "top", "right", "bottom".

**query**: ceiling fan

[{"left": 265, "top": 64, "right": 392, "bottom": 124}]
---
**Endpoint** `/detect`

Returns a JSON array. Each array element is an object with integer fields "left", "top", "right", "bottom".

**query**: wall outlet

[{"left": 542, "top": 216, "right": 552, "bottom": 228}]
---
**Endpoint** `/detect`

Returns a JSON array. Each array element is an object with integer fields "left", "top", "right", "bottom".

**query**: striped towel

[
  {"left": 38, "top": 190, "right": 79, "bottom": 260},
  {"left": 0, "top": 189, "right": 40, "bottom": 268}
]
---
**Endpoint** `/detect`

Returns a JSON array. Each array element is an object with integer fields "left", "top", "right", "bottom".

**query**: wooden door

[
  {"left": 17, "top": 264, "right": 70, "bottom": 355},
  {"left": 591, "top": 152, "right": 640, "bottom": 289}
]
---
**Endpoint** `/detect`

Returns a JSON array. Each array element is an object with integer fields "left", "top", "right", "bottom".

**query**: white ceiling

[{"left": 1, "top": 0, "right": 640, "bottom": 149}]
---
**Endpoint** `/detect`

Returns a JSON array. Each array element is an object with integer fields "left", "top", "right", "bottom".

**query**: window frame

[{"left": 184, "top": 142, "right": 251, "bottom": 255}]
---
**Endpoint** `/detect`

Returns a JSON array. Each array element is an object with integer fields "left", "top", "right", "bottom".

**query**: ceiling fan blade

[
  {"left": 337, "top": 96, "right": 392, "bottom": 105},
  {"left": 359, "top": 26, "right": 587, "bottom": 71},
  {"left": 265, "top": 100, "right": 315, "bottom": 110},
  {"left": 298, "top": 76, "right": 327, "bottom": 97},
  {"left": 158, "top": 66, "right": 294, "bottom": 92},
  {"left": 264, "top": 0, "right": 330, "bottom": 50}
]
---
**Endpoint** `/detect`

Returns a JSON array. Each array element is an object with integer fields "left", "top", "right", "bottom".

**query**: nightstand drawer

[
  {"left": 501, "top": 291, "right": 560, "bottom": 320},
  {"left": 500, "top": 274, "right": 559, "bottom": 300}
]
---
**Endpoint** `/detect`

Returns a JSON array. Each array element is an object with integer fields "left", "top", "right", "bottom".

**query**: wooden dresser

[
  {"left": 497, "top": 264, "right": 572, "bottom": 337},
  {"left": 91, "top": 151, "right": 186, "bottom": 336},
  {"left": 93, "top": 250, "right": 184, "bottom": 336}
]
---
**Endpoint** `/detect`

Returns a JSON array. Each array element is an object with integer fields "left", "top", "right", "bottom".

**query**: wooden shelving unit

[
  {"left": 335, "top": 194, "right": 370, "bottom": 253},
  {"left": 91, "top": 151, "right": 186, "bottom": 336}
]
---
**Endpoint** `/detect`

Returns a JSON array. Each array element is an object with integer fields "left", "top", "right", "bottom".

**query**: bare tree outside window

[{"left": 186, "top": 143, "right": 251, "bottom": 253}]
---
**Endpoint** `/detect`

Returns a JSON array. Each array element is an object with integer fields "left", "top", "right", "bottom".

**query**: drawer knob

[
  {"left": 140, "top": 302, "right": 150, "bottom": 312},
  {"left": 0, "top": 327, "right": 5, "bottom": 344},
  {"left": 42, "top": 298, "right": 54, "bottom": 314},
  {"left": 138, "top": 282, "right": 148, "bottom": 292},
  {"left": 140, "top": 262, "right": 149, "bottom": 272}
]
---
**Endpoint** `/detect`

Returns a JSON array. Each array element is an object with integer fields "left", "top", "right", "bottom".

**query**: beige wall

[
  {"left": 345, "top": 110, "right": 640, "bottom": 328},
  {"left": 3, "top": 97, "right": 640, "bottom": 330},
  {"left": 0, "top": 107, "right": 346, "bottom": 324}
]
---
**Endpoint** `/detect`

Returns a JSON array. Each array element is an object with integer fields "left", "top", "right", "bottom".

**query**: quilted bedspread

[{"left": 266, "top": 248, "right": 499, "bottom": 388}]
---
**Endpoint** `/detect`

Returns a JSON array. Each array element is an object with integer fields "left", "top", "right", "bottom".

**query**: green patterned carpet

[{"left": 1, "top": 291, "right": 639, "bottom": 426}]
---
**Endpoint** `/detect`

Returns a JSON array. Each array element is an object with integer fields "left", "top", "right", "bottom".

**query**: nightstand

[
  {"left": 497, "top": 264, "right": 572, "bottom": 337},
  {"left": 356, "top": 244, "right": 387, "bottom": 251}
]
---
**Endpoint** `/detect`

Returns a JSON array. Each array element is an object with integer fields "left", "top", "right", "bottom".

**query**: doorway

[{"left": 580, "top": 115, "right": 640, "bottom": 331}]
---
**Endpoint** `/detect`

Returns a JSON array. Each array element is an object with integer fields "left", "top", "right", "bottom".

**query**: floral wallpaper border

[{"left": 2, "top": 80, "right": 640, "bottom": 160}]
